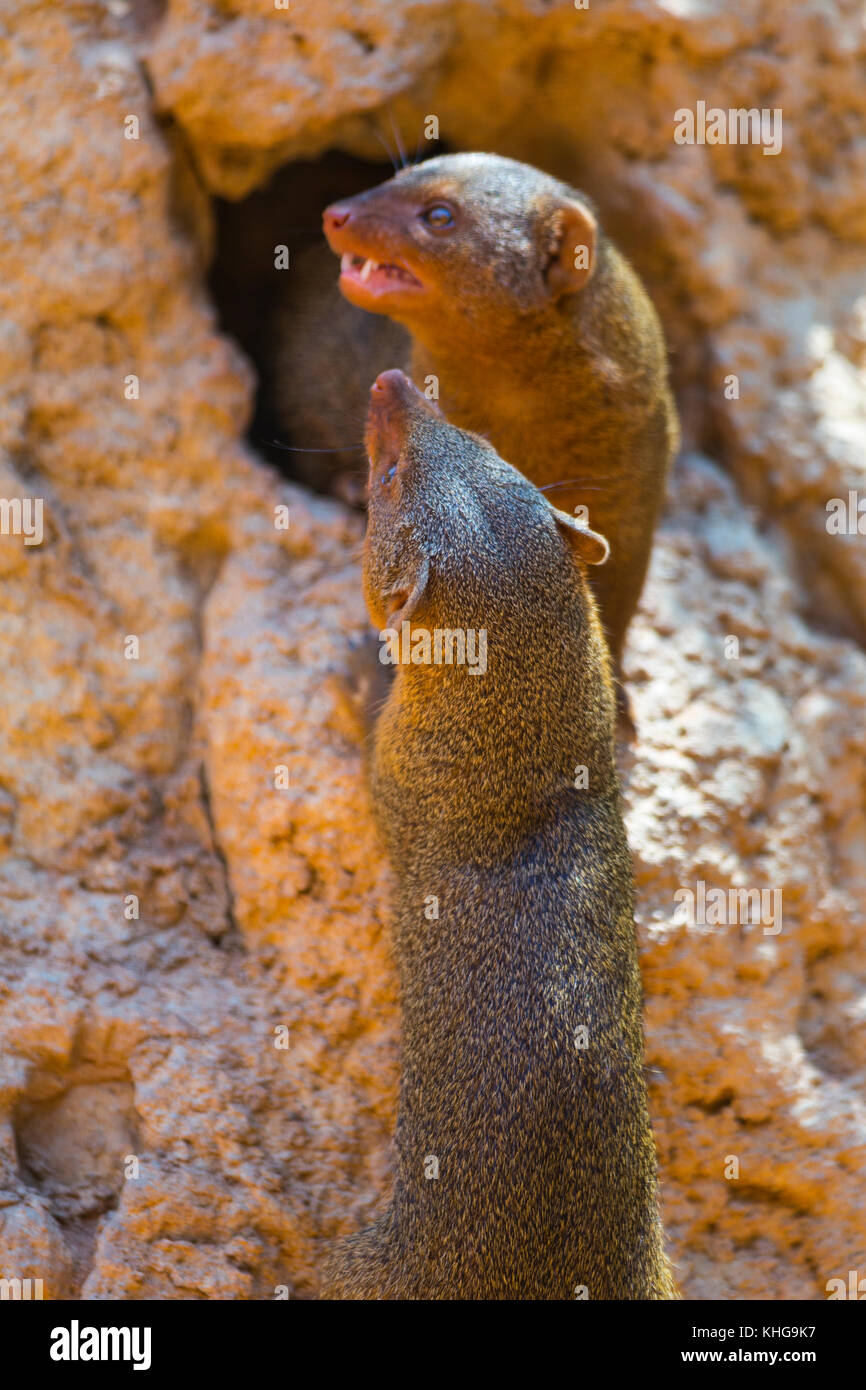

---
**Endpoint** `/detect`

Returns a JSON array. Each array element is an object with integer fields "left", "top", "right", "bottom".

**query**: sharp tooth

[
  {"left": 340, "top": 253, "right": 354, "bottom": 273},
  {"left": 359, "top": 258, "right": 376, "bottom": 282}
]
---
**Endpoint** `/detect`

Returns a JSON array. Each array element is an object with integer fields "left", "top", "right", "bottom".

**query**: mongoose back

[
  {"left": 321, "top": 368, "right": 675, "bottom": 1301},
  {"left": 323, "top": 151, "right": 679, "bottom": 670}
]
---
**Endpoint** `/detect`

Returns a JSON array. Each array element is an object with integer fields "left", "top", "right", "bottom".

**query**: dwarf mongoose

[
  {"left": 321, "top": 369, "right": 675, "bottom": 1300},
  {"left": 322, "top": 152, "right": 679, "bottom": 672}
]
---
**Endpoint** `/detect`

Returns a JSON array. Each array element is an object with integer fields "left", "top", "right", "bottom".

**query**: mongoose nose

[
  {"left": 372, "top": 368, "right": 414, "bottom": 399},
  {"left": 369, "top": 371, "right": 438, "bottom": 432},
  {"left": 372, "top": 369, "right": 432, "bottom": 411},
  {"left": 323, "top": 203, "right": 352, "bottom": 234}
]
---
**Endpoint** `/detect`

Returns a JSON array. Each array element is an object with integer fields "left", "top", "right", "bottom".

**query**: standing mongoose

[
  {"left": 321, "top": 368, "right": 675, "bottom": 1301},
  {"left": 322, "top": 151, "right": 679, "bottom": 672}
]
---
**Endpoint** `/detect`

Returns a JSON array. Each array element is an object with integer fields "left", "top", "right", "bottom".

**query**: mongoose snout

[
  {"left": 324, "top": 193, "right": 428, "bottom": 308},
  {"left": 364, "top": 367, "right": 433, "bottom": 487}
]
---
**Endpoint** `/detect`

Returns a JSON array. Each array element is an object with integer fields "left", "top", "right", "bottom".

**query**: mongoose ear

[
  {"left": 551, "top": 508, "right": 610, "bottom": 565},
  {"left": 384, "top": 553, "right": 431, "bottom": 627},
  {"left": 545, "top": 199, "right": 598, "bottom": 298}
]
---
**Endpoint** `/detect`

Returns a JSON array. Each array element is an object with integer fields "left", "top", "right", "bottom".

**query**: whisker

[
  {"left": 388, "top": 106, "right": 409, "bottom": 169},
  {"left": 538, "top": 480, "right": 609, "bottom": 493},
  {"left": 373, "top": 126, "right": 399, "bottom": 172},
  {"left": 264, "top": 437, "right": 362, "bottom": 454}
]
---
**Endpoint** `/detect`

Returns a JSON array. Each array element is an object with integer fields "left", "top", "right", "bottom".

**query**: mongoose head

[
  {"left": 324, "top": 152, "right": 599, "bottom": 331},
  {"left": 362, "top": 368, "right": 609, "bottom": 640}
]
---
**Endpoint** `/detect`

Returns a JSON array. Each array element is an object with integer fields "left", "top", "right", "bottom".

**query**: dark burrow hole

[{"left": 210, "top": 147, "right": 446, "bottom": 505}]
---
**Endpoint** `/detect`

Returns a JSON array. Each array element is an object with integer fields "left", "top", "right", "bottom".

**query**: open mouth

[{"left": 339, "top": 252, "right": 424, "bottom": 296}]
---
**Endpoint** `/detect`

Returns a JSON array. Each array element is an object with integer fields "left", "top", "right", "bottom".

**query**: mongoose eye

[
  {"left": 380, "top": 462, "right": 398, "bottom": 486},
  {"left": 420, "top": 203, "right": 455, "bottom": 231}
]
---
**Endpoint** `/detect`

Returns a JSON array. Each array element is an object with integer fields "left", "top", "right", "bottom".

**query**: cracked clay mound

[{"left": 0, "top": 0, "right": 865, "bottom": 1298}]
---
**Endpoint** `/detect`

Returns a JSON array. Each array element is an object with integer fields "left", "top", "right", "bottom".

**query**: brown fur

[{"left": 323, "top": 152, "right": 680, "bottom": 668}]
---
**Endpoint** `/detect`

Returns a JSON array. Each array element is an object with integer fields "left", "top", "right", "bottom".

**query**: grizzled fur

[{"left": 321, "top": 371, "right": 676, "bottom": 1300}]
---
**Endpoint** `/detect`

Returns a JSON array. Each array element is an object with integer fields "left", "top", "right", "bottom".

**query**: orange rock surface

[{"left": 0, "top": 0, "right": 864, "bottom": 1298}]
